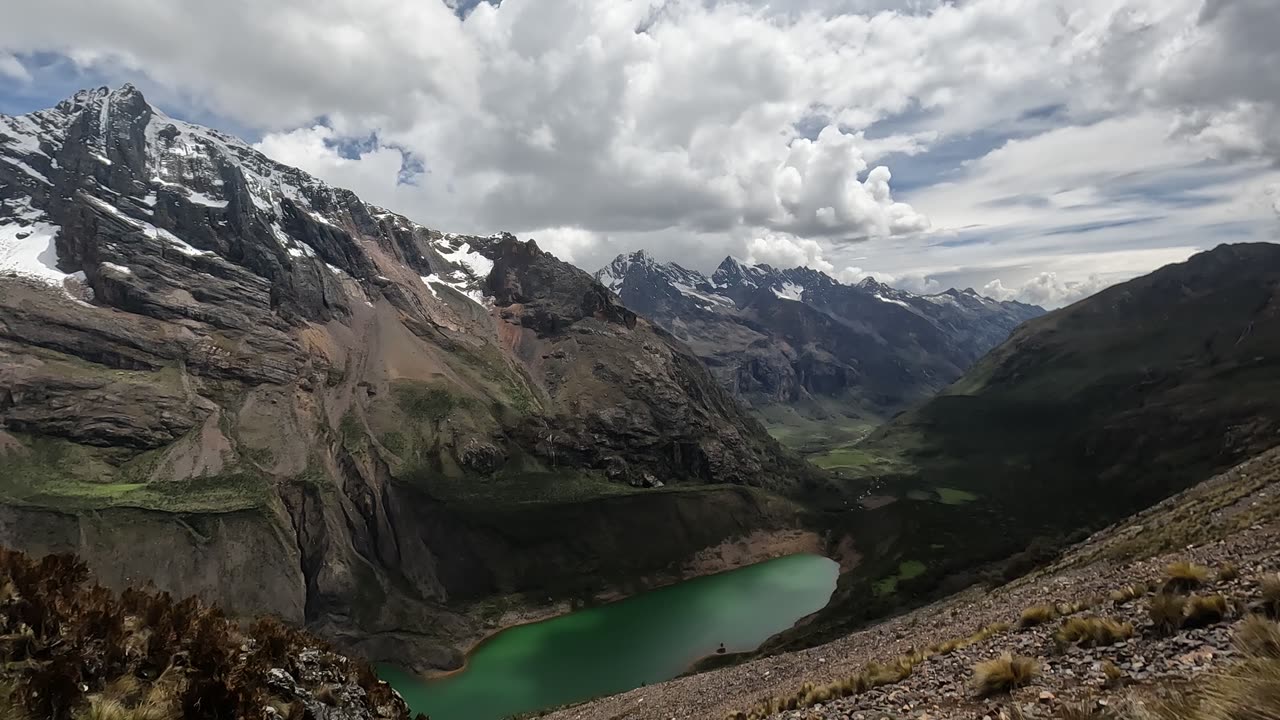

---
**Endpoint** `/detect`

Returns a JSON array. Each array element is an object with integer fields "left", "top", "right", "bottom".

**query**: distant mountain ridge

[{"left": 595, "top": 249, "right": 1044, "bottom": 434}]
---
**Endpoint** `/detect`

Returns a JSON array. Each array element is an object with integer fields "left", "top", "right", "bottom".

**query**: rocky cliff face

[
  {"left": 595, "top": 250, "right": 1043, "bottom": 426},
  {"left": 0, "top": 86, "right": 818, "bottom": 669}
]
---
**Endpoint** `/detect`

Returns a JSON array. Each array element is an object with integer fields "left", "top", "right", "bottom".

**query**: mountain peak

[{"left": 55, "top": 84, "right": 148, "bottom": 117}]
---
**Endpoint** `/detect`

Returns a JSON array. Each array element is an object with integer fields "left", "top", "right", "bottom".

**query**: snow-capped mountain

[
  {"left": 0, "top": 85, "right": 495, "bottom": 318},
  {"left": 595, "top": 251, "right": 1044, "bottom": 423}
]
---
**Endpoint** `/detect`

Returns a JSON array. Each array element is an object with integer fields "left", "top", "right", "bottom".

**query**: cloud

[
  {"left": 0, "top": 53, "right": 29, "bottom": 82},
  {"left": 983, "top": 273, "right": 1111, "bottom": 308},
  {"left": 1153, "top": 0, "right": 1280, "bottom": 162},
  {"left": 745, "top": 233, "right": 836, "bottom": 273},
  {"left": 2, "top": 0, "right": 1278, "bottom": 306},
  {"left": 523, "top": 227, "right": 606, "bottom": 264}
]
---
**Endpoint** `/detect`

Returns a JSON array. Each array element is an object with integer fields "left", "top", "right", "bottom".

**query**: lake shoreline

[
  {"left": 416, "top": 527, "right": 826, "bottom": 681},
  {"left": 386, "top": 527, "right": 829, "bottom": 707}
]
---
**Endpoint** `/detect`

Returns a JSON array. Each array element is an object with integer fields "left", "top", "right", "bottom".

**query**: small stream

[{"left": 379, "top": 553, "right": 839, "bottom": 720}]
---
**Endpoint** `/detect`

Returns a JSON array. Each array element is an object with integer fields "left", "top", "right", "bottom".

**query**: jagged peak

[{"left": 53, "top": 84, "right": 148, "bottom": 118}]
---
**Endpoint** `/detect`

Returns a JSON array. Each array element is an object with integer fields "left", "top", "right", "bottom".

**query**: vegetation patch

[
  {"left": 0, "top": 436, "right": 268, "bottom": 513},
  {"left": 1110, "top": 583, "right": 1151, "bottom": 604},
  {"left": 1149, "top": 593, "right": 1189, "bottom": 636},
  {"left": 1163, "top": 560, "right": 1211, "bottom": 594},
  {"left": 934, "top": 487, "right": 979, "bottom": 505},
  {"left": 1183, "top": 594, "right": 1229, "bottom": 629},
  {"left": 0, "top": 546, "right": 411, "bottom": 720},
  {"left": 1018, "top": 604, "right": 1058, "bottom": 628},
  {"left": 1053, "top": 616, "right": 1134, "bottom": 648},
  {"left": 810, "top": 447, "right": 880, "bottom": 470},
  {"left": 971, "top": 653, "right": 1039, "bottom": 697},
  {"left": 1234, "top": 615, "right": 1280, "bottom": 659},
  {"left": 1260, "top": 574, "right": 1280, "bottom": 619},
  {"left": 729, "top": 622, "right": 1012, "bottom": 720},
  {"left": 874, "top": 560, "right": 927, "bottom": 596},
  {"left": 392, "top": 380, "right": 466, "bottom": 424},
  {"left": 1136, "top": 615, "right": 1280, "bottom": 720}
]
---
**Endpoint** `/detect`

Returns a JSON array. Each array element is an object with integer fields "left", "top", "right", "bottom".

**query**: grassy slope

[{"left": 771, "top": 243, "right": 1280, "bottom": 647}]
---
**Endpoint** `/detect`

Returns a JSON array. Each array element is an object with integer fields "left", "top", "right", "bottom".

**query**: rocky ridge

[{"left": 594, "top": 250, "right": 1043, "bottom": 429}]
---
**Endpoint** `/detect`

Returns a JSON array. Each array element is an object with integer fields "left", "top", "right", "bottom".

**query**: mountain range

[
  {"left": 5, "top": 85, "right": 1280, "bottom": 693},
  {"left": 595, "top": 250, "right": 1043, "bottom": 445},
  {"left": 0, "top": 85, "right": 818, "bottom": 670}
]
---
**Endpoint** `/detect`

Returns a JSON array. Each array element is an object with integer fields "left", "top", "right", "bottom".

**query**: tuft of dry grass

[
  {"left": 1110, "top": 583, "right": 1150, "bottom": 604},
  {"left": 1055, "top": 617, "right": 1134, "bottom": 648},
  {"left": 1218, "top": 563, "right": 1240, "bottom": 583},
  {"left": 1101, "top": 659, "right": 1125, "bottom": 688},
  {"left": 731, "top": 622, "right": 1017, "bottom": 719},
  {"left": 1163, "top": 561, "right": 1211, "bottom": 594},
  {"left": 1260, "top": 574, "right": 1280, "bottom": 619},
  {"left": 1150, "top": 593, "right": 1188, "bottom": 636},
  {"left": 1235, "top": 615, "right": 1280, "bottom": 660},
  {"left": 972, "top": 653, "right": 1039, "bottom": 697},
  {"left": 0, "top": 546, "right": 408, "bottom": 720},
  {"left": 1019, "top": 604, "right": 1059, "bottom": 628},
  {"left": 1057, "top": 600, "right": 1094, "bottom": 617},
  {"left": 1183, "top": 594, "right": 1230, "bottom": 629}
]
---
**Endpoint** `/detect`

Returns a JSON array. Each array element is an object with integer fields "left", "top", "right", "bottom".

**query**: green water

[{"left": 379, "top": 553, "right": 839, "bottom": 720}]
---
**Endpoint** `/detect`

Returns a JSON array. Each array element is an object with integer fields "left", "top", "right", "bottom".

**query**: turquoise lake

[{"left": 379, "top": 553, "right": 839, "bottom": 720}]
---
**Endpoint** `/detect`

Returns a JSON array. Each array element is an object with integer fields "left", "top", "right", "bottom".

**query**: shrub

[
  {"left": 1235, "top": 615, "right": 1280, "bottom": 660},
  {"left": 0, "top": 546, "right": 410, "bottom": 720},
  {"left": 1163, "top": 561, "right": 1210, "bottom": 594},
  {"left": 1055, "top": 617, "right": 1134, "bottom": 648},
  {"left": 1149, "top": 593, "right": 1188, "bottom": 636},
  {"left": 972, "top": 653, "right": 1039, "bottom": 697},
  {"left": 1183, "top": 594, "right": 1229, "bottom": 629},
  {"left": 1019, "top": 605, "right": 1058, "bottom": 628}
]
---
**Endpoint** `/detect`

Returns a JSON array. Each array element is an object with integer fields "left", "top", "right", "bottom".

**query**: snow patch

[
  {"left": 96, "top": 92, "right": 111, "bottom": 153},
  {"left": 675, "top": 282, "right": 732, "bottom": 307},
  {"left": 4, "top": 159, "right": 52, "bottom": 185},
  {"left": 187, "top": 191, "right": 228, "bottom": 208},
  {"left": 773, "top": 282, "right": 804, "bottom": 301},
  {"left": 874, "top": 293, "right": 912, "bottom": 309},
  {"left": 0, "top": 115, "right": 50, "bottom": 156},
  {"left": 100, "top": 261, "right": 133, "bottom": 275},
  {"left": 420, "top": 275, "right": 440, "bottom": 298},
  {"left": 0, "top": 215, "right": 72, "bottom": 286},
  {"left": 439, "top": 243, "right": 494, "bottom": 280},
  {"left": 83, "top": 194, "right": 143, "bottom": 226},
  {"left": 421, "top": 273, "right": 488, "bottom": 307}
]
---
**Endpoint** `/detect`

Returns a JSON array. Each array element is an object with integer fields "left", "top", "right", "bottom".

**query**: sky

[{"left": 2, "top": 0, "right": 1278, "bottom": 307}]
